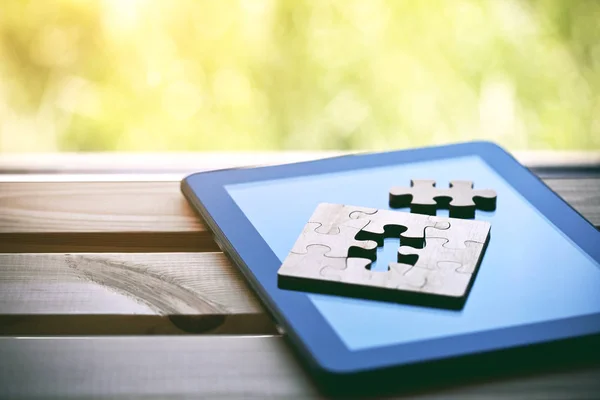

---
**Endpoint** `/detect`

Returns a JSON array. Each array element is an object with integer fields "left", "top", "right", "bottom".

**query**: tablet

[{"left": 181, "top": 141, "right": 600, "bottom": 379}]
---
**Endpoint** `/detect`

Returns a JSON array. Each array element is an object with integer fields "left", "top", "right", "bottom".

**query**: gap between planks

[
  {"left": 0, "top": 253, "right": 274, "bottom": 335},
  {"left": 0, "top": 179, "right": 598, "bottom": 253}
]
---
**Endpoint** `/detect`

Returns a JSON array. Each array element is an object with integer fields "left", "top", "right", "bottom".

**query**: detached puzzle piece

[
  {"left": 278, "top": 202, "right": 491, "bottom": 309},
  {"left": 389, "top": 179, "right": 497, "bottom": 218}
]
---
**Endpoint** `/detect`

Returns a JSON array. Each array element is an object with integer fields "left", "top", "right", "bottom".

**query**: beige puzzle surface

[{"left": 277, "top": 202, "right": 491, "bottom": 308}]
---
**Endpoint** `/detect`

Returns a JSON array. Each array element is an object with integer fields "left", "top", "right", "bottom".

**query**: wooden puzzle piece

[
  {"left": 308, "top": 203, "right": 376, "bottom": 234},
  {"left": 424, "top": 218, "right": 490, "bottom": 248},
  {"left": 320, "top": 257, "right": 372, "bottom": 282},
  {"left": 279, "top": 244, "right": 346, "bottom": 280},
  {"left": 290, "top": 222, "right": 378, "bottom": 259},
  {"left": 389, "top": 179, "right": 497, "bottom": 218}
]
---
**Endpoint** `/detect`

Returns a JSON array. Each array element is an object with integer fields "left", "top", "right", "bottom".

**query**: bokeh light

[{"left": 0, "top": 0, "right": 599, "bottom": 152}]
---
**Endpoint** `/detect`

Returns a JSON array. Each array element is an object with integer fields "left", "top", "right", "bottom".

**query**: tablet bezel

[{"left": 181, "top": 141, "right": 600, "bottom": 375}]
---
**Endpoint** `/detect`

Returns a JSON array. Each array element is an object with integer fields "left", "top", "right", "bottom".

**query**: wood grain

[
  {"left": 1, "top": 178, "right": 598, "bottom": 253},
  {"left": 0, "top": 160, "right": 598, "bottom": 398},
  {"left": 0, "top": 181, "right": 217, "bottom": 252},
  {"left": 545, "top": 178, "right": 600, "bottom": 226},
  {"left": 0, "top": 253, "right": 274, "bottom": 335},
  {"left": 0, "top": 182, "right": 201, "bottom": 232},
  {"left": 0, "top": 336, "right": 598, "bottom": 399}
]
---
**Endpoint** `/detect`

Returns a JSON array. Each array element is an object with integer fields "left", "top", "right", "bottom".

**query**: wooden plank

[
  {"left": 0, "top": 181, "right": 217, "bottom": 252},
  {"left": 0, "top": 336, "right": 598, "bottom": 399},
  {"left": 0, "top": 181, "right": 202, "bottom": 232},
  {"left": 0, "top": 253, "right": 274, "bottom": 335},
  {"left": 544, "top": 179, "right": 600, "bottom": 226},
  {"left": 1, "top": 178, "right": 598, "bottom": 253}
]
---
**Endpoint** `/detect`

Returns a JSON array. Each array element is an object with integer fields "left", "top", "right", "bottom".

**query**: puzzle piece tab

[{"left": 389, "top": 180, "right": 497, "bottom": 218}]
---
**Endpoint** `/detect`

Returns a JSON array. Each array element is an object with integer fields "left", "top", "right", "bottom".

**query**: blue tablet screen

[{"left": 226, "top": 156, "right": 600, "bottom": 351}]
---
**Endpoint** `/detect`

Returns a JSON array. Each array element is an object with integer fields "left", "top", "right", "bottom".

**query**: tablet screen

[{"left": 226, "top": 156, "right": 600, "bottom": 351}]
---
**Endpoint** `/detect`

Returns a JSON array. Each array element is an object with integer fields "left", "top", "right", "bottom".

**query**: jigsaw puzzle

[
  {"left": 278, "top": 202, "right": 491, "bottom": 309},
  {"left": 389, "top": 179, "right": 497, "bottom": 218}
]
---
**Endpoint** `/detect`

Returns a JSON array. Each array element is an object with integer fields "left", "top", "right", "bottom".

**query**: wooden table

[{"left": 1, "top": 152, "right": 599, "bottom": 399}]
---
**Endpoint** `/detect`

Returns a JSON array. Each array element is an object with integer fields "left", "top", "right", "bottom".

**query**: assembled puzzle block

[
  {"left": 389, "top": 179, "right": 497, "bottom": 218},
  {"left": 278, "top": 202, "right": 491, "bottom": 309}
]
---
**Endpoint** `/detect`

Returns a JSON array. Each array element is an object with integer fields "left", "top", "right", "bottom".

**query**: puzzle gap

[
  {"left": 435, "top": 209, "right": 450, "bottom": 218},
  {"left": 355, "top": 225, "right": 426, "bottom": 249},
  {"left": 366, "top": 237, "right": 401, "bottom": 273}
]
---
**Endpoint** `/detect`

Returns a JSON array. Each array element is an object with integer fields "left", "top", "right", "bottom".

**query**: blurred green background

[{"left": 1, "top": 0, "right": 599, "bottom": 152}]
